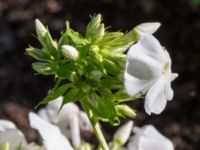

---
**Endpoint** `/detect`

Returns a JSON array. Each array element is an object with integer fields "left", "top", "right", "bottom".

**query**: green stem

[
  {"left": 111, "top": 142, "right": 120, "bottom": 150},
  {"left": 81, "top": 101, "right": 109, "bottom": 150}
]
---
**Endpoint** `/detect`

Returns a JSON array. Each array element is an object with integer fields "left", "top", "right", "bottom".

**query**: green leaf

[
  {"left": 62, "top": 88, "right": 79, "bottom": 105},
  {"left": 32, "top": 62, "right": 53, "bottom": 75},
  {"left": 39, "top": 32, "right": 58, "bottom": 57},
  {"left": 38, "top": 84, "right": 71, "bottom": 106},
  {"left": 101, "top": 76, "right": 123, "bottom": 90},
  {"left": 85, "top": 95, "right": 116, "bottom": 122},
  {"left": 26, "top": 47, "right": 51, "bottom": 61}
]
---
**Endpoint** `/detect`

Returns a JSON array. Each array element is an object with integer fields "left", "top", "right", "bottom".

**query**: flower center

[{"left": 162, "top": 62, "right": 169, "bottom": 74}]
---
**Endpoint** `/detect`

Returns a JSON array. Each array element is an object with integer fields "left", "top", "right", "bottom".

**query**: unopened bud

[
  {"left": 61, "top": 45, "right": 79, "bottom": 60},
  {"left": 96, "top": 23, "right": 105, "bottom": 37},
  {"left": 116, "top": 105, "right": 136, "bottom": 118},
  {"left": 134, "top": 22, "right": 161, "bottom": 36},
  {"left": 90, "top": 45, "right": 99, "bottom": 52},
  {"left": 90, "top": 70, "right": 102, "bottom": 80},
  {"left": 35, "top": 19, "right": 47, "bottom": 38},
  {"left": 114, "top": 121, "right": 133, "bottom": 145}
]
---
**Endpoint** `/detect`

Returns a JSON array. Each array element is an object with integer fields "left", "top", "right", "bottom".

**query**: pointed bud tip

[{"left": 35, "top": 18, "right": 47, "bottom": 38}]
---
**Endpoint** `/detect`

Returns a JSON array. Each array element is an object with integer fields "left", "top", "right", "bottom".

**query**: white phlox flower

[
  {"left": 29, "top": 112, "right": 73, "bottom": 150},
  {"left": 124, "top": 35, "right": 178, "bottom": 115},
  {"left": 0, "top": 120, "right": 27, "bottom": 150},
  {"left": 127, "top": 125, "right": 174, "bottom": 150},
  {"left": 134, "top": 22, "right": 161, "bottom": 36},
  {"left": 38, "top": 97, "right": 80, "bottom": 147}
]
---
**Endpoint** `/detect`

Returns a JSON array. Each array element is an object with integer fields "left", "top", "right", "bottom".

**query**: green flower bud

[
  {"left": 90, "top": 70, "right": 102, "bottom": 80},
  {"left": 86, "top": 14, "right": 102, "bottom": 38},
  {"left": 116, "top": 105, "right": 136, "bottom": 118},
  {"left": 96, "top": 23, "right": 105, "bottom": 37},
  {"left": 90, "top": 45, "right": 99, "bottom": 53},
  {"left": 61, "top": 45, "right": 79, "bottom": 60},
  {"left": 35, "top": 19, "right": 47, "bottom": 38}
]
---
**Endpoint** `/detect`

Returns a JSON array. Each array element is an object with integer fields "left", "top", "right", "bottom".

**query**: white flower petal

[
  {"left": 134, "top": 22, "right": 161, "bottom": 36},
  {"left": 47, "top": 97, "right": 79, "bottom": 124},
  {"left": 29, "top": 112, "right": 73, "bottom": 150},
  {"left": 139, "top": 125, "right": 174, "bottom": 150},
  {"left": 38, "top": 108, "right": 50, "bottom": 122},
  {"left": 128, "top": 125, "right": 174, "bottom": 150},
  {"left": 171, "top": 73, "right": 178, "bottom": 81},
  {"left": 126, "top": 52, "right": 162, "bottom": 80},
  {"left": 69, "top": 115, "right": 81, "bottom": 148},
  {"left": 129, "top": 35, "right": 168, "bottom": 64},
  {"left": 0, "top": 120, "right": 27, "bottom": 150},
  {"left": 164, "top": 77, "right": 174, "bottom": 101},
  {"left": 124, "top": 72, "right": 154, "bottom": 96},
  {"left": 79, "top": 112, "right": 93, "bottom": 132},
  {"left": 145, "top": 77, "right": 167, "bottom": 115},
  {"left": 0, "top": 120, "right": 16, "bottom": 131}
]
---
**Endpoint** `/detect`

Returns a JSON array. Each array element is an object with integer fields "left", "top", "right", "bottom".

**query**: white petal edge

[
  {"left": 124, "top": 72, "right": 154, "bottom": 96},
  {"left": 145, "top": 76, "right": 167, "bottom": 115}
]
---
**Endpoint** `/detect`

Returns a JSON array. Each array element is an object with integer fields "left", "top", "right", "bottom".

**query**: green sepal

[
  {"left": 114, "top": 90, "right": 141, "bottom": 103},
  {"left": 26, "top": 46, "right": 51, "bottom": 62},
  {"left": 66, "top": 21, "right": 89, "bottom": 46},
  {"left": 86, "top": 14, "right": 102, "bottom": 39},
  {"left": 32, "top": 62, "right": 54, "bottom": 75},
  {"left": 39, "top": 32, "right": 58, "bottom": 57}
]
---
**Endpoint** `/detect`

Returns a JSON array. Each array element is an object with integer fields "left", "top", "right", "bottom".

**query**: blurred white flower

[
  {"left": 38, "top": 96, "right": 93, "bottom": 148},
  {"left": 0, "top": 120, "right": 27, "bottom": 150},
  {"left": 29, "top": 112, "right": 73, "bottom": 150},
  {"left": 134, "top": 22, "right": 161, "bottom": 36},
  {"left": 127, "top": 125, "right": 174, "bottom": 150},
  {"left": 62, "top": 45, "right": 79, "bottom": 60},
  {"left": 113, "top": 121, "right": 133, "bottom": 145},
  {"left": 124, "top": 35, "right": 178, "bottom": 115}
]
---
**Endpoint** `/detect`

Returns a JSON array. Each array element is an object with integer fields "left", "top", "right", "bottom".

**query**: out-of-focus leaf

[
  {"left": 38, "top": 84, "right": 71, "bottom": 106},
  {"left": 26, "top": 47, "right": 51, "bottom": 61},
  {"left": 32, "top": 62, "right": 53, "bottom": 75}
]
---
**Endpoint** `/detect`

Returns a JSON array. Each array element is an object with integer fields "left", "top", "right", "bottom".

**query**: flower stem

[{"left": 81, "top": 101, "right": 109, "bottom": 150}]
